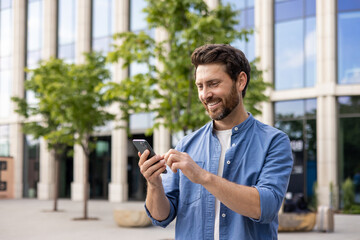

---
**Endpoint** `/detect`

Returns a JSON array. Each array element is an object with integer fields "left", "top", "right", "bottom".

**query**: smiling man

[{"left": 138, "top": 44, "right": 293, "bottom": 240}]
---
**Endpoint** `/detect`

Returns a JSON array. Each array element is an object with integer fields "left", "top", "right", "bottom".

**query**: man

[{"left": 138, "top": 44, "right": 293, "bottom": 239}]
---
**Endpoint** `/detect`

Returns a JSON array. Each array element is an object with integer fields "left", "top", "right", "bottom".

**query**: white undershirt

[{"left": 214, "top": 129, "right": 232, "bottom": 240}]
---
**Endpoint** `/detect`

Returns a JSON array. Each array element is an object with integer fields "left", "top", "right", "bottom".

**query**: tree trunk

[
  {"left": 52, "top": 149, "right": 60, "bottom": 211},
  {"left": 83, "top": 141, "right": 90, "bottom": 219}
]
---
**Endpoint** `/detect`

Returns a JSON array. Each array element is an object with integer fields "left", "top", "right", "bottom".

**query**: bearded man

[{"left": 138, "top": 44, "right": 293, "bottom": 240}]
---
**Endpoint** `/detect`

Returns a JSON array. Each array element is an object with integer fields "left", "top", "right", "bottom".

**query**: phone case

[{"left": 132, "top": 139, "right": 167, "bottom": 173}]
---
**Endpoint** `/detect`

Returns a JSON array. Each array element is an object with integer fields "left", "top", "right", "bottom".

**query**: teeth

[{"left": 207, "top": 100, "right": 220, "bottom": 106}]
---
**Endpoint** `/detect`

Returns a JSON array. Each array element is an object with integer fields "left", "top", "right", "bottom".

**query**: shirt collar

[{"left": 210, "top": 112, "right": 255, "bottom": 135}]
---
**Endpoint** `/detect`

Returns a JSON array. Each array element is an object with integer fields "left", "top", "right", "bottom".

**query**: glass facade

[
  {"left": 26, "top": 0, "right": 43, "bottom": 104},
  {"left": 222, "top": 0, "right": 255, "bottom": 61},
  {"left": 0, "top": 0, "right": 12, "bottom": 118},
  {"left": 274, "top": 0, "right": 316, "bottom": 90},
  {"left": 338, "top": 1, "right": 360, "bottom": 84},
  {"left": 274, "top": 99, "right": 317, "bottom": 199},
  {"left": 58, "top": 0, "right": 77, "bottom": 62},
  {"left": 0, "top": 125, "right": 10, "bottom": 156},
  {"left": 338, "top": 96, "right": 360, "bottom": 203},
  {"left": 92, "top": 0, "right": 115, "bottom": 53},
  {"left": 23, "top": 136, "right": 39, "bottom": 198}
]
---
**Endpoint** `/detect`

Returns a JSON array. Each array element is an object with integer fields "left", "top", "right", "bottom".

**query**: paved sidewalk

[{"left": 1, "top": 199, "right": 360, "bottom": 240}]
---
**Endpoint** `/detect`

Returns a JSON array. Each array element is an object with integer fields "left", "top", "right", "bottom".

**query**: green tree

[
  {"left": 12, "top": 53, "right": 114, "bottom": 220},
  {"left": 105, "top": 0, "right": 270, "bottom": 136},
  {"left": 57, "top": 53, "right": 114, "bottom": 220},
  {"left": 12, "top": 58, "right": 75, "bottom": 212}
]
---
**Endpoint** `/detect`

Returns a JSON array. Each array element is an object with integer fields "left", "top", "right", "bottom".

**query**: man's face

[{"left": 195, "top": 64, "right": 241, "bottom": 121}]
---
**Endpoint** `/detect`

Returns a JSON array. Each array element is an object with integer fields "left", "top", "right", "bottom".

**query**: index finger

[
  {"left": 164, "top": 149, "right": 178, "bottom": 161},
  {"left": 138, "top": 149, "right": 150, "bottom": 167}
]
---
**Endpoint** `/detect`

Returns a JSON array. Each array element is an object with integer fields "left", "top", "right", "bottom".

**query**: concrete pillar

[
  {"left": 10, "top": 0, "right": 26, "bottom": 199},
  {"left": 71, "top": 0, "right": 92, "bottom": 201},
  {"left": 108, "top": 0, "right": 129, "bottom": 202},
  {"left": 37, "top": 138, "right": 55, "bottom": 199},
  {"left": 75, "top": 0, "right": 91, "bottom": 63},
  {"left": 153, "top": 126, "right": 171, "bottom": 155},
  {"left": 71, "top": 144, "right": 87, "bottom": 201},
  {"left": 256, "top": 0, "right": 274, "bottom": 126},
  {"left": 42, "top": 0, "right": 57, "bottom": 59},
  {"left": 109, "top": 122, "right": 128, "bottom": 202},
  {"left": 36, "top": 0, "right": 58, "bottom": 200},
  {"left": 316, "top": 0, "right": 338, "bottom": 208}
]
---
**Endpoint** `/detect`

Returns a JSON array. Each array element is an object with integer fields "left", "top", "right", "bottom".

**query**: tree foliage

[
  {"left": 12, "top": 52, "right": 114, "bottom": 218},
  {"left": 106, "top": 0, "right": 270, "bottom": 135}
]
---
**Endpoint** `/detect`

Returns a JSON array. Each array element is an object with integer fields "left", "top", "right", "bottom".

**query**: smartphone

[{"left": 132, "top": 139, "right": 167, "bottom": 173}]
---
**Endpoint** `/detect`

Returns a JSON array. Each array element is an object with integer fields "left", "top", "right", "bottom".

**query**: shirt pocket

[{"left": 180, "top": 161, "right": 205, "bottom": 205}]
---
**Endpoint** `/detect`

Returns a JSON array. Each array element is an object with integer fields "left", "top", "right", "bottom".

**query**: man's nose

[{"left": 201, "top": 87, "right": 213, "bottom": 101}]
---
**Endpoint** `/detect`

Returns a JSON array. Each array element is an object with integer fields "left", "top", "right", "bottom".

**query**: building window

[
  {"left": 338, "top": 1, "right": 360, "bottom": 84},
  {"left": 26, "top": 0, "right": 43, "bottom": 104},
  {"left": 23, "top": 135, "right": 39, "bottom": 198},
  {"left": 58, "top": 0, "right": 77, "bottom": 62},
  {"left": 92, "top": 0, "right": 115, "bottom": 53},
  {"left": 0, "top": 125, "right": 10, "bottom": 156},
  {"left": 222, "top": 0, "right": 255, "bottom": 61},
  {"left": 0, "top": 0, "right": 12, "bottom": 118},
  {"left": 338, "top": 96, "right": 360, "bottom": 203},
  {"left": 274, "top": 0, "right": 316, "bottom": 90},
  {"left": 274, "top": 98, "right": 317, "bottom": 200}
]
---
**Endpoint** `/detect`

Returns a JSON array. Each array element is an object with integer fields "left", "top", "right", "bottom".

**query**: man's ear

[{"left": 236, "top": 72, "right": 247, "bottom": 92}]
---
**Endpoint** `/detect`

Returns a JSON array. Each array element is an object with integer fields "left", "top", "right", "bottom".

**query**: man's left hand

[{"left": 164, "top": 149, "right": 206, "bottom": 184}]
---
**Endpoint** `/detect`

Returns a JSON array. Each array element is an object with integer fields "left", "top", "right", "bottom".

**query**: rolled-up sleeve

[
  {"left": 145, "top": 144, "right": 182, "bottom": 228},
  {"left": 251, "top": 132, "right": 293, "bottom": 223}
]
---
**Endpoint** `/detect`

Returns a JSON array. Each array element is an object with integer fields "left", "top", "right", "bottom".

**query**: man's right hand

[{"left": 138, "top": 150, "right": 167, "bottom": 188}]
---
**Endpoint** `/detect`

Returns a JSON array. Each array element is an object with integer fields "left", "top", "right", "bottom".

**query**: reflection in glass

[
  {"left": 23, "top": 135, "right": 40, "bottom": 198},
  {"left": 27, "top": 0, "right": 42, "bottom": 52},
  {"left": 93, "top": 0, "right": 113, "bottom": 38},
  {"left": 338, "top": 103, "right": 360, "bottom": 204},
  {"left": 0, "top": 0, "right": 12, "bottom": 9},
  {"left": 275, "top": 0, "right": 303, "bottom": 22},
  {"left": 92, "top": 0, "right": 115, "bottom": 56},
  {"left": 275, "top": 19, "right": 304, "bottom": 90},
  {"left": 338, "top": 96, "right": 360, "bottom": 114},
  {"left": 0, "top": 125, "right": 10, "bottom": 156},
  {"left": 58, "top": 44, "right": 75, "bottom": 62},
  {"left": 130, "top": 112, "right": 154, "bottom": 131},
  {"left": 274, "top": 99, "right": 317, "bottom": 198},
  {"left": 274, "top": 0, "right": 316, "bottom": 90},
  {"left": 0, "top": 4, "right": 12, "bottom": 118},
  {"left": 223, "top": 0, "right": 255, "bottom": 61},
  {"left": 338, "top": 0, "right": 360, "bottom": 12},
  {"left": 0, "top": 70, "right": 11, "bottom": 117},
  {"left": 305, "top": 0, "right": 316, "bottom": 16},
  {"left": 92, "top": 37, "right": 112, "bottom": 53},
  {"left": 0, "top": 7, "right": 11, "bottom": 56},
  {"left": 130, "top": 0, "right": 148, "bottom": 31},
  {"left": 274, "top": 100, "right": 304, "bottom": 119},
  {"left": 58, "top": 0, "right": 76, "bottom": 45},
  {"left": 338, "top": 11, "right": 360, "bottom": 84},
  {"left": 305, "top": 98, "right": 317, "bottom": 116},
  {"left": 305, "top": 17, "right": 316, "bottom": 87}
]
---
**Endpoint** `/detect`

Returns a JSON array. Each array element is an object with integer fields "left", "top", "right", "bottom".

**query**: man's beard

[{"left": 203, "top": 83, "right": 240, "bottom": 121}]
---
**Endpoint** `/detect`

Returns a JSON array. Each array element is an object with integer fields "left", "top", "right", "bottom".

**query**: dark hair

[{"left": 191, "top": 44, "right": 251, "bottom": 98}]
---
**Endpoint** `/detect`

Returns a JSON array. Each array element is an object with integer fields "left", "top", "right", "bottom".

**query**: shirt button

[
  {"left": 232, "top": 143, "right": 235, "bottom": 147},
  {"left": 234, "top": 127, "right": 238, "bottom": 131},
  {"left": 222, "top": 213, "right": 226, "bottom": 218},
  {"left": 227, "top": 160, "right": 231, "bottom": 165}
]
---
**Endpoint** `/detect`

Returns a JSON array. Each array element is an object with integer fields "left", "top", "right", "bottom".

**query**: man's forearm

[
  {"left": 145, "top": 183, "right": 171, "bottom": 221},
  {"left": 200, "top": 172, "right": 261, "bottom": 219}
]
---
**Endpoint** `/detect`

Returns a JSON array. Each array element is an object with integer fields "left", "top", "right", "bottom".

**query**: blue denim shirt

[{"left": 145, "top": 114, "right": 293, "bottom": 240}]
